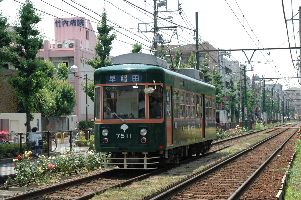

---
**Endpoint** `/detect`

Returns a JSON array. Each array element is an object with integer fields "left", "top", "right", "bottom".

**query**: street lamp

[{"left": 69, "top": 65, "right": 88, "bottom": 122}]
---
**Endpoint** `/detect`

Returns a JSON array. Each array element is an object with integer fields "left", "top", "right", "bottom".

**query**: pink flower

[{"left": 47, "top": 163, "right": 55, "bottom": 170}]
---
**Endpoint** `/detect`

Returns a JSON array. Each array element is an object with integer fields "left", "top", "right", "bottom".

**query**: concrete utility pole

[
  {"left": 138, "top": 0, "right": 179, "bottom": 56},
  {"left": 262, "top": 79, "right": 266, "bottom": 122},
  {"left": 299, "top": 6, "right": 301, "bottom": 82},
  {"left": 243, "top": 65, "right": 248, "bottom": 129},
  {"left": 271, "top": 87, "right": 274, "bottom": 121},
  {"left": 85, "top": 74, "right": 88, "bottom": 122},
  {"left": 277, "top": 91, "right": 281, "bottom": 121},
  {"left": 195, "top": 12, "right": 200, "bottom": 70},
  {"left": 153, "top": 0, "right": 158, "bottom": 54}
]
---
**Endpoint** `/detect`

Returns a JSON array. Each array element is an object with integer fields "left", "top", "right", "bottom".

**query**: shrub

[
  {"left": 78, "top": 120, "right": 94, "bottom": 130},
  {"left": 0, "top": 143, "right": 30, "bottom": 159},
  {"left": 9, "top": 150, "right": 108, "bottom": 187},
  {"left": 255, "top": 122, "right": 265, "bottom": 131}
]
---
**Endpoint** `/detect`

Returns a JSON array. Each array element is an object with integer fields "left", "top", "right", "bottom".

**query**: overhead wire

[
  {"left": 281, "top": 0, "right": 296, "bottom": 69},
  {"left": 62, "top": 0, "right": 151, "bottom": 44},
  {"left": 224, "top": 0, "right": 289, "bottom": 85},
  {"left": 13, "top": 0, "right": 151, "bottom": 52}
]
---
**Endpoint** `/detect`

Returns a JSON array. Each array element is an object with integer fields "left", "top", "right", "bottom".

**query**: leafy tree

[
  {"left": 0, "top": 13, "right": 13, "bottom": 67},
  {"left": 56, "top": 62, "right": 68, "bottom": 80},
  {"left": 187, "top": 52, "right": 196, "bottom": 68},
  {"left": 88, "top": 11, "right": 116, "bottom": 69},
  {"left": 10, "top": 1, "right": 45, "bottom": 132},
  {"left": 87, "top": 11, "right": 116, "bottom": 102},
  {"left": 210, "top": 69, "right": 223, "bottom": 105},
  {"left": 200, "top": 54, "right": 211, "bottom": 83},
  {"left": 156, "top": 45, "right": 166, "bottom": 59},
  {"left": 246, "top": 89, "right": 256, "bottom": 121},
  {"left": 225, "top": 79, "right": 238, "bottom": 122},
  {"left": 131, "top": 43, "right": 142, "bottom": 53},
  {"left": 33, "top": 62, "right": 75, "bottom": 117}
]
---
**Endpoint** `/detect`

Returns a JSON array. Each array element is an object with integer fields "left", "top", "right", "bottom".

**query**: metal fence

[{"left": 1, "top": 130, "right": 93, "bottom": 157}]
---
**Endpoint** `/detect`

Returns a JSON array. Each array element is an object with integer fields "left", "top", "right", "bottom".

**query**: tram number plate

[{"left": 116, "top": 133, "right": 132, "bottom": 139}]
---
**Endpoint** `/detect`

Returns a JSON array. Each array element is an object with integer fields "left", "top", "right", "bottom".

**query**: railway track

[
  {"left": 5, "top": 169, "right": 161, "bottom": 200},
  {"left": 3, "top": 125, "right": 294, "bottom": 200},
  {"left": 147, "top": 125, "right": 299, "bottom": 200}
]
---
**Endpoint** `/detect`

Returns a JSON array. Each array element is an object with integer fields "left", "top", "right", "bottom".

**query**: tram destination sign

[{"left": 105, "top": 74, "right": 142, "bottom": 83}]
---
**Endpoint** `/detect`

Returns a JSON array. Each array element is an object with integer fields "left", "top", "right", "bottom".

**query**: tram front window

[{"left": 103, "top": 86, "right": 145, "bottom": 119}]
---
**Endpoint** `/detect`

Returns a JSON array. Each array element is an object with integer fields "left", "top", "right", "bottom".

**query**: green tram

[{"left": 94, "top": 54, "right": 216, "bottom": 169}]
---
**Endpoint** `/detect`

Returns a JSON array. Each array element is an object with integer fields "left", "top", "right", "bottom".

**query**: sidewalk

[{"left": 0, "top": 162, "right": 15, "bottom": 177}]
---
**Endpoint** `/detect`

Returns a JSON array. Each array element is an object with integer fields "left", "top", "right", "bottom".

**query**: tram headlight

[
  {"left": 102, "top": 129, "right": 109, "bottom": 136},
  {"left": 140, "top": 128, "right": 147, "bottom": 136}
]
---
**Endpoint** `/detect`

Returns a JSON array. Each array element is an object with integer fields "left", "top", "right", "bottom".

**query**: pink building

[{"left": 38, "top": 17, "right": 96, "bottom": 123}]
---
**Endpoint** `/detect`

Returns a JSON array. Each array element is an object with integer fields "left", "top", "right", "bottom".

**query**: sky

[{"left": 0, "top": 0, "right": 300, "bottom": 89}]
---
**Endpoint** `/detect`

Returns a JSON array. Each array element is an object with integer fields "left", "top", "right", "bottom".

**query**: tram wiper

[{"left": 112, "top": 112, "right": 125, "bottom": 122}]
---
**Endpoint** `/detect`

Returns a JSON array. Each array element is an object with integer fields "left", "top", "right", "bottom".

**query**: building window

[{"left": 86, "top": 30, "right": 89, "bottom": 40}]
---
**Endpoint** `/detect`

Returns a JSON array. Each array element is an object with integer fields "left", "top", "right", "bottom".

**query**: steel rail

[
  {"left": 147, "top": 126, "right": 292, "bottom": 200},
  {"left": 228, "top": 128, "right": 298, "bottom": 199}
]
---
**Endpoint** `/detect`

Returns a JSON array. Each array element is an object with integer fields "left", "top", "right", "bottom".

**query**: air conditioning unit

[
  {"left": 57, "top": 44, "right": 62, "bottom": 48},
  {"left": 69, "top": 43, "right": 74, "bottom": 48}
]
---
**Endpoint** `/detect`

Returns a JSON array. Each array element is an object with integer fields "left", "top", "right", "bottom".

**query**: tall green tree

[
  {"left": 225, "top": 79, "right": 238, "bottom": 122},
  {"left": 10, "top": 1, "right": 45, "bottom": 132},
  {"left": 131, "top": 42, "right": 142, "bottom": 53},
  {"left": 88, "top": 11, "right": 116, "bottom": 70},
  {"left": 87, "top": 11, "right": 116, "bottom": 102},
  {"left": 210, "top": 69, "right": 223, "bottom": 105},
  {"left": 0, "top": 13, "right": 13, "bottom": 67},
  {"left": 187, "top": 52, "right": 196, "bottom": 68},
  {"left": 200, "top": 54, "right": 211, "bottom": 83},
  {"left": 33, "top": 62, "right": 75, "bottom": 117}
]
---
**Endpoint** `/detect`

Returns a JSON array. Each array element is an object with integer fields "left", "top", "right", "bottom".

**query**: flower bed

[{"left": 5, "top": 150, "right": 108, "bottom": 187}]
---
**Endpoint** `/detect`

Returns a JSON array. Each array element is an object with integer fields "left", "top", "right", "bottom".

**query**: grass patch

[{"left": 284, "top": 138, "right": 301, "bottom": 199}]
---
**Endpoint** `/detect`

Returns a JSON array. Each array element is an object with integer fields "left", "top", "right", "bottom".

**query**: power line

[
  {"left": 290, "top": 0, "right": 299, "bottom": 56},
  {"left": 123, "top": 0, "right": 194, "bottom": 31},
  {"left": 12, "top": 0, "right": 151, "bottom": 51},
  {"left": 62, "top": 0, "right": 151, "bottom": 44},
  {"left": 281, "top": 0, "right": 297, "bottom": 69},
  {"left": 198, "top": 46, "right": 301, "bottom": 52},
  {"left": 224, "top": 0, "right": 284, "bottom": 78}
]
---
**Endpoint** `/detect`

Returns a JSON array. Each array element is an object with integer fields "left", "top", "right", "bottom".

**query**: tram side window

[
  {"left": 149, "top": 86, "right": 163, "bottom": 119},
  {"left": 205, "top": 97, "right": 210, "bottom": 120},
  {"left": 95, "top": 87, "right": 100, "bottom": 119},
  {"left": 196, "top": 95, "right": 200, "bottom": 117},
  {"left": 180, "top": 92, "right": 185, "bottom": 118},
  {"left": 173, "top": 90, "right": 179, "bottom": 118},
  {"left": 186, "top": 93, "right": 191, "bottom": 118},
  {"left": 199, "top": 96, "right": 203, "bottom": 118},
  {"left": 191, "top": 94, "right": 196, "bottom": 118}
]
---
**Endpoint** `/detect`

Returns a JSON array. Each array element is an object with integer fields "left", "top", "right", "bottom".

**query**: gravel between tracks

[
  {"left": 91, "top": 130, "right": 274, "bottom": 200},
  {"left": 240, "top": 132, "right": 298, "bottom": 199},
  {"left": 170, "top": 127, "right": 296, "bottom": 199}
]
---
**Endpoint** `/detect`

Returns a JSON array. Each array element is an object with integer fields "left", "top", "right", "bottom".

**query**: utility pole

[
  {"left": 262, "top": 79, "right": 266, "bottom": 122},
  {"left": 138, "top": 0, "right": 179, "bottom": 57},
  {"left": 277, "top": 91, "right": 280, "bottom": 121},
  {"left": 282, "top": 95, "right": 284, "bottom": 123},
  {"left": 153, "top": 0, "right": 158, "bottom": 55},
  {"left": 271, "top": 87, "right": 274, "bottom": 122},
  {"left": 195, "top": 12, "right": 200, "bottom": 70},
  {"left": 85, "top": 74, "right": 88, "bottom": 122},
  {"left": 299, "top": 6, "right": 301, "bottom": 83},
  {"left": 241, "top": 65, "right": 247, "bottom": 129}
]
